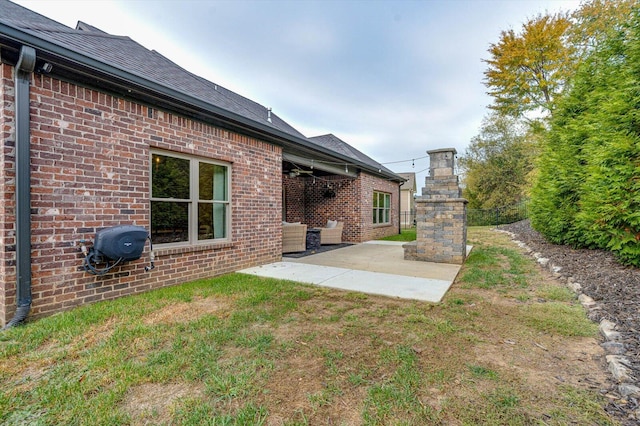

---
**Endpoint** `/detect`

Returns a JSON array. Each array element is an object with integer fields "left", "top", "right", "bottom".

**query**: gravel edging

[{"left": 497, "top": 221, "right": 640, "bottom": 424}]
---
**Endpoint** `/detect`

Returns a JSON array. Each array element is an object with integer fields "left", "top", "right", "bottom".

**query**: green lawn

[
  {"left": 0, "top": 228, "right": 614, "bottom": 425},
  {"left": 378, "top": 228, "right": 416, "bottom": 242}
]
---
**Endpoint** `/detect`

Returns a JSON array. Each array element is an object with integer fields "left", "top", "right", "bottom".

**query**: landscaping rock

[
  {"left": 567, "top": 281, "right": 582, "bottom": 293},
  {"left": 578, "top": 294, "right": 597, "bottom": 310},
  {"left": 600, "top": 319, "right": 622, "bottom": 341},
  {"left": 537, "top": 257, "right": 550, "bottom": 267},
  {"left": 618, "top": 383, "right": 640, "bottom": 398},
  {"left": 607, "top": 355, "right": 633, "bottom": 383},
  {"left": 601, "top": 341, "right": 626, "bottom": 355}
]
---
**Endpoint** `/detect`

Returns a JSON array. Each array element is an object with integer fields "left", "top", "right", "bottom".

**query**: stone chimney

[{"left": 404, "top": 148, "right": 467, "bottom": 264}]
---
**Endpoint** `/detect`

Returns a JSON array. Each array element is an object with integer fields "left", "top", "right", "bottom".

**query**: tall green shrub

[
  {"left": 531, "top": 8, "right": 640, "bottom": 266},
  {"left": 530, "top": 83, "right": 589, "bottom": 245}
]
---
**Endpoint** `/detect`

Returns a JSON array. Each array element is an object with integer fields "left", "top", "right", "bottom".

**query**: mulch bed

[{"left": 501, "top": 220, "right": 640, "bottom": 424}]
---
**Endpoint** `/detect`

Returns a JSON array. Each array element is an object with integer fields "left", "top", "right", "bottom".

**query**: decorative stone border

[{"left": 497, "top": 229, "right": 640, "bottom": 398}]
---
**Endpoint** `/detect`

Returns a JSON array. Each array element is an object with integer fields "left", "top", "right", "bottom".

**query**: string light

[{"left": 380, "top": 154, "right": 428, "bottom": 165}]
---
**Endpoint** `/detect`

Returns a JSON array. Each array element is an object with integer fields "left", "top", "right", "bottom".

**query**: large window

[
  {"left": 373, "top": 191, "right": 391, "bottom": 225},
  {"left": 151, "top": 151, "right": 230, "bottom": 245}
]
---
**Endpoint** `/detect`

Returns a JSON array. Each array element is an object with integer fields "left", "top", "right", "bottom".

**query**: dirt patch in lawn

[
  {"left": 121, "top": 382, "right": 204, "bottom": 424},
  {"left": 141, "top": 296, "right": 234, "bottom": 325}
]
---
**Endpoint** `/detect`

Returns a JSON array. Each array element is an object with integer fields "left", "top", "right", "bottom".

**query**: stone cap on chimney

[
  {"left": 427, "top": 148, "right": 457, "bottom": 156},
  {"left": 427, "top": 148, "right": 457, "bottom": 178}
]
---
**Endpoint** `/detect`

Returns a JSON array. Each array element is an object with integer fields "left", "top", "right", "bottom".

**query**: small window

[
  {"left": 373, "top": 191, "right": 391, "bottom": 225},
  {"left": 151, "top": 151, "right": 230, "bottom": 245}
]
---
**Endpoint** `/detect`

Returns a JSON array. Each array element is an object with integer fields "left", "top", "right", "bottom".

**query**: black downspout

[{"left": 3, "top": 46, "right": 36, "bottom": 329}]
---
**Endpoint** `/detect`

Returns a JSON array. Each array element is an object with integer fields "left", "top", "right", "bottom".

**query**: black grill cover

[{"left": 94, "top": 225, "right": 148, "bottom": 261}]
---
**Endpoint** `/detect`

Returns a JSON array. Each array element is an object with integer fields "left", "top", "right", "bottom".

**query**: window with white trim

[
  {"left": 373, "top": 191, "right": 391, "bottom": 225},
  {"left": 151, "top": 151, "right": 230, "bottom": 245}
]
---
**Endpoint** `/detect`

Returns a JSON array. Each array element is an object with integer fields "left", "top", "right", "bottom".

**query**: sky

[{"left": 14, "top": 0, "right": 581, "bottom": 188}]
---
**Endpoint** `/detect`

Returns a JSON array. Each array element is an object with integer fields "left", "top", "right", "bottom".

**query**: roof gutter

[
  {"left": 3, "top": 45, "right": 35, "bottom": 330},
  {"left": 0, "top": 22, "right": 404, "bottom": 183}
]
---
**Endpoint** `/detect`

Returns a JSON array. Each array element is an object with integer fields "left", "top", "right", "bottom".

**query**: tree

[
  {"left": 483, "top": 1, "right": 636, "bottom": 123},
  {"left": 569, "top": 0, "right": 638, "bottom": 55},
  {"left": 483, "top": 13, "right": 575, "bottom": 120},
  {"left": 459, "top": 112, "right": 537, "bottom": 210}
]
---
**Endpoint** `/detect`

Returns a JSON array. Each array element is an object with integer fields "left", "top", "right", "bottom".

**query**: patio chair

[
  {"left": 320, "top": 221, "right": 344, "bottom": 245},
  {"left": 282, "top": 223, "right": 307, "bottom": 253}
]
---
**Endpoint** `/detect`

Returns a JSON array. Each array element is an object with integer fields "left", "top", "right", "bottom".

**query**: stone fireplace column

[{"left": 404, "top": 148, "right": 467, "bottom": 264}]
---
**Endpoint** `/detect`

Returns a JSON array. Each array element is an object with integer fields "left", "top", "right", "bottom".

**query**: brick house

[{"left": 0, "top": 1, "right": 404, "bottom": 326}]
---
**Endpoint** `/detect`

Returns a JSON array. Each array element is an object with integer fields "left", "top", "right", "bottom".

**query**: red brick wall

[
  {"left": 359, "top": 173, "right": 401, "bottom": 241},
  {"left": 0, "top": 64, "right": 13, "bottom": 325},
  {"left": 283, "top": 175, "right": 305, "bottom": 222},
  {"left": 303, "top": 175, "right": 361, "bottom": 242},
  {"left": 0, "top": 68, "right": 283, "bottom": 325}
]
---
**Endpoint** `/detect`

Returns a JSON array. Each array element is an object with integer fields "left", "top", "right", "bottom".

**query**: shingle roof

[
  {"left": 1, "top": 0, "right": 306, "bottom": 139},
  {"left": 0, "top": 0, "right": 402, "bottom": 181},
  {"left": 397, "top": 172, "right": 416, "bottom": 191},
  {"left": 308, "top": 134, "right": 398, "bottom": 176}
]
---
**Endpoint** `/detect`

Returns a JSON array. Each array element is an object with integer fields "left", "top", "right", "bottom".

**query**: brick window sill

[
  {"left": 373, "top": 223, "right": 392, "bottom": 228},
  {"left": 155, "top": 241, "right": 237, "bottom": 257}
]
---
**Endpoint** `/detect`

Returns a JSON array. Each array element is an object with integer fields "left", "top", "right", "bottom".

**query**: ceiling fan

[{"left": 288, "top": 168, "right": 313, "bottom": 177}]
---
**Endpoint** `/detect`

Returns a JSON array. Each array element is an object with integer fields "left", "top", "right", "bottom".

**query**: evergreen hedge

[{"left": 530, "top": 9, "right": 640, "bottom": 267}]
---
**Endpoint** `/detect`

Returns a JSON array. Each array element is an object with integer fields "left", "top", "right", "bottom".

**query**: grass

[
  {"left": 378, "top": 228, "right": 416, "bottom": 242},
  {"left": 0, "top": 227, "right": 616, "bottom": 425}
]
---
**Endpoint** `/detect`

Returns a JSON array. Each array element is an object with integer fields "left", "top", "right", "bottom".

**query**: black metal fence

[
  {"left": 400, "top": 211, "right": 416, "bottom": 229},
  {"left": 467, "top": 200, "right": 530, "bottom": 227},
  {"left": 401, "top": 201, "right": 529, "bottom": 229}
]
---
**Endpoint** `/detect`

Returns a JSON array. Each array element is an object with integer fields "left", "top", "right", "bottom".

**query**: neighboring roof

[
  {"left": 0, "top": 0, "right": 403, "bottom": 182},
  {"left": 397, "top": 172, "right": 417, "bottom": 192}
]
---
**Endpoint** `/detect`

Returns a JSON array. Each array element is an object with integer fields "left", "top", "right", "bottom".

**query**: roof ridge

[
  {"left": 321, "top": 133, "right": 385, "bottom": 167},
  {"left": 309, "top": 133, "right": 397, "bottom": 175},
  {"left": 15, "top": 23, "right": 131, "bottom": 40},
  {"left": 76, "top": 21, "right": 110, "bottom": 35},
  {"left": 147, "top": 50, "right": 272, "bottom": 124}
]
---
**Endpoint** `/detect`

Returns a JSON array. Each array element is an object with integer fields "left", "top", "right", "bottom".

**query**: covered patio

[{"left": 281, "top": 134, "right": 405, "bottom": 247}]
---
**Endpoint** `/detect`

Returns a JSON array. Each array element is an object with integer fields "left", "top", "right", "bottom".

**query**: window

[
  {"left": 151, "top": 151, "right": 230, "bottom": 245},
  {"left": 373, "top": 191, "right": 391, "bottom": 225}
]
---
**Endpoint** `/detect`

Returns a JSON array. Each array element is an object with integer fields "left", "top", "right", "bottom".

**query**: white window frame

[{"left": 150, "top": 150, "right": 231, "bottom": 246}]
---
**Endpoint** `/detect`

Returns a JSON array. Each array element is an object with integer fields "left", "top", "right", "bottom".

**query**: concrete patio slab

[{"left": 239, "top": 241, "right": 471, "bottom": 302}]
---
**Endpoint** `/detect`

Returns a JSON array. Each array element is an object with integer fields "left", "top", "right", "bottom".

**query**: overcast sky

[{"left": 14, "top": 0, "right": 580, "bottom": 188}]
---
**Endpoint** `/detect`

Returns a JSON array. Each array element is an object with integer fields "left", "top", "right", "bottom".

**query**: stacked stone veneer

[{"left": 404, "top": 148, "right": 467, "bottom": 264}]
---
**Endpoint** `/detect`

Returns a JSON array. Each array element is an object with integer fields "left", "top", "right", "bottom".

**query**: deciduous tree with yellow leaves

[
  {"left": 483, "top": 13, "right": 574, "bottom": 120},
  {"left": 482, "top": 0, "right": 637, "bottom": 120}
]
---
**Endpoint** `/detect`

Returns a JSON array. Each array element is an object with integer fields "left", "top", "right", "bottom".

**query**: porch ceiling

[{"left": 283, "top": 153, "right": 358, "bottom": 178}]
